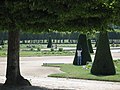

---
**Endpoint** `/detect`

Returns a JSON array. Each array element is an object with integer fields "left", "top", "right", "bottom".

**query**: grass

[
  {"left": 44, "top": 60, "right": 120, "bottom": 82},
  {"left": 20, "top": 50, "right": 74, "bottom": 57},
  {"left": 0, "top": 44, "right": 75, "bottom": 57},
  {"left": 0, "top": 43, "right": 120, "bottom": 57},
  {"left": 0, "top": 49, "right": 75, "bottom": 57},
  {"left": 0, "top": 50, "right": 7, "bottom": 57}
]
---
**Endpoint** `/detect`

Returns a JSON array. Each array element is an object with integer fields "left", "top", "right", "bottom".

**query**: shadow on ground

[{"left": 0, "top": 83, "right": 64, "bottom": 90}]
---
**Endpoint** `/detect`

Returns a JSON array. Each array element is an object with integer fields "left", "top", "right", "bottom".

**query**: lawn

[
  {"left": 0, "top": 44, "right": 75, "bottom": 57},
  {"left": 20, "top": 50, "right": 75, "bottom": 57},
  {"left": 44, "top": 60, "right": 120, "bottom": 82},
  {"left": 0, "top": 49, "right": 75, "bottom": 57},
  {"left": 0, "top": 43, "right": 120, "bottom": 57}
]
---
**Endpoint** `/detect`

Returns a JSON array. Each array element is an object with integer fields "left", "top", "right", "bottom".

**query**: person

[{"left": 77, "top": 48, "right": 82, "bottom": 65}]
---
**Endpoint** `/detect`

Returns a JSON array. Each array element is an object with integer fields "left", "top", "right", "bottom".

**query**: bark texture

[{"left": 4, "top": 30, "right": 31, "bottom": 86}]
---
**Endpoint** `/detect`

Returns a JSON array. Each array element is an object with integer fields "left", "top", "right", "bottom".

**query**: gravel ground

[{"left": 0, "top": 52, "right": 120, "bottom": 90}]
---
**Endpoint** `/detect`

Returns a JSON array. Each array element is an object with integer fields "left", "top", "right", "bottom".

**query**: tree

[
  {"left": 88, "top": 39, "right": 94, "bottom": 53},
  {"left": 113, "top": 0, "right": 120, "bottom": 26},
  {"left": 52, "top": 0, "right": 116, "bottom": 74},
  {"left": 91, "top": 31, "right": 116, "bottom": 75},
  {"left": 0, "top": 1, "right": 91, "bottom": 86},
  {"left": 5, "top": 30, "right": 31, "bottom": 86},
  {"left": 0, "top": 1, "right": 31, "bottom": 86},
  {"left": 0, "top": 1, "right": 57, "bottom": 86},
  {"left": 25, "top": 0, "right": 118, "bottom": 76},
  {"left": 88, "top": 1, "right": 117, "bottom": 75},
  {"left": 47, "top": 35, "right": 52, "bottom": 48},
  {"left": 73, "top": 34, "right": 92, "bottom": 65}
]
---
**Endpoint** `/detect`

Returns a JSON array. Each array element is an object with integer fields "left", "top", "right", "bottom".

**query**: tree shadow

[{"left": 0, "top": 83, "right": 65, "bottom": 90}]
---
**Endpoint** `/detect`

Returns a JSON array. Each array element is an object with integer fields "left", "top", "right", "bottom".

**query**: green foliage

[
  {"left": 0, "top": 0, "right": 118, "bottom": 32},
  {"left": 0, "top": 46, "right": 2, "bottom": 50},
  {"left": 84, "top": 62, "right": 93, "bottom": 70},
  {"left": 73, "top": 34, "right": 92, "bottom": 65},
  {"left": 58, "top": 48, "right": 63, "bottom": 52},
  {"left": 115, "top": 44, "right": 119, "bottom": 47},
  {"left": 112, "top": 0, "right": 120, "bottom": 26},
  {"left": 51, "top": 48, "right": 54, "bottom": 52},
  {"left": 91, "top": 31, "right": 116, "bottom": 75},
  {"left": 30, "top": 48, "right": 34, "bottom": 51},
  {"left": 37, "top": 47, "right": 41, "bottom": 51},
  {"left": 47, "top": 35, "right": 52, "bottom": 48},
  {"left": 88, "top": 39, "right": 94, "bottom": 53}
]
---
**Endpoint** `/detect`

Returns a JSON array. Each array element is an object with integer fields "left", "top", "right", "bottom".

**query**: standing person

[{"left": 77, "top": 48, "right": 82, "bottom": 65}]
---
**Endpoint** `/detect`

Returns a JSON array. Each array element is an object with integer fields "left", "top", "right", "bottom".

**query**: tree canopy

[
  {"left": 0, "top": 0, "right": 118, "bottom": 33},
  {"left": 0, "top": 0, "right": 58, "bottom": 32},
  {"left": 113, "top": 0, "right": 120, "bottom": 26}
]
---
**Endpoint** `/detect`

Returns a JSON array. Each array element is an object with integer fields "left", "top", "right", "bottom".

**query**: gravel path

[{"left": 0, "top": 52, "right": 120, "bottom": 90}]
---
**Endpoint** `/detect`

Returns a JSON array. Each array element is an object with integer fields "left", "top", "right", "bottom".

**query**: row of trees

[
  {"left": 1, "top": 31, "right": 120, "bottom": 41},
  {"left": 0, "top": 0, "right": 120, "bottom": 86},
  {"left": 1, "top": 31, "right": 120, "bottom": 45}
]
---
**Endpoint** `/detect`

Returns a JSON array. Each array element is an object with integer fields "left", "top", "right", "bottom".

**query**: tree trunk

[
  {"left": 4, "top": 30, "right": 31, "bottom": 86},
  {"left": 91, "top": 31, "right": 116, "bottom": 75},
  {"left": 73, "top": 34, "right": 92, "bottom": 65}
]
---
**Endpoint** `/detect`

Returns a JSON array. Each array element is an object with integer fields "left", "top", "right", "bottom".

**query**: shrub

[
  {"left": 30, "top": 48, "right": 34, "bottom": 51},
  {"left": 37, "top": 47, "right": 41, "bottom": 51},
  {"left": 32, "top": 45, "right": 35, "bottom": 48},
  {"left": 58, "top": 48, "right": 63, "bottom": 52},
  {"left": 116, "top": 44, "right": 119, "bottom": 47},
  {"left": 0, "top": 46, "right": 3, "bottom": 50},
  {"left": 91, "top": 31, "right": 116, "bottom": 75},
  {"left": 51, "top": 48, "right": 54, "bottom": 51},
  {"left": 73, "top": 34, "right": 92, "bottom": 65},
  {"left": 111, "top": 44, "right": 115, "bottom": 47}
]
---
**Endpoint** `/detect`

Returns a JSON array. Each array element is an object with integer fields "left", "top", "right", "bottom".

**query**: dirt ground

[{"left": 0, "top": 52, "right": 120, "bottom": 90}]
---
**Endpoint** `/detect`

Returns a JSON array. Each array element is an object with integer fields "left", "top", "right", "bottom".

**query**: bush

[
  {"left": 83, "top": 62, "right": 92, "bottom": 70},
  {"left": 37, "top": 47, "right": 41, "bottom": 51},
  {"left": 116, "top": 44, "right": 119, "bottom": 47},
  {"left": 51, "top": 48, "right": 54, "bottom": 51},
  {"left": 0, "top": 40, "right": 4, "bottom": 45},
  {"left": 111, "top": 44, "right": 115, "bottom": 47},
  {"left": 0, "top": 46, "right": 2, "bottom": 50},
  {"left": 58, "top": 48, "right": 63, "bottom": 52},
  {"left": 73, "top": 34, "right": 92, "bottom": 65},
  {"left": 91, "top": 31, "right": 116, "bottom": 75},
  {"left": 30, "top": 48, "right": 34, "bottom": 51}
]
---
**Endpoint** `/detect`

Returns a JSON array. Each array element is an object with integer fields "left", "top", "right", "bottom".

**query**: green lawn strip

[
  {"left": 20, "top": 51, "right": 74, "bottom": 57},
  {"left": 43, "top": 63, "right": 63, "bottom": 67},
  {"left": 46, "top": 60, "right": 120, "bottom": 82},
  {"left": 0, "top": 50, "right": 74, "bottom": 57}
]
